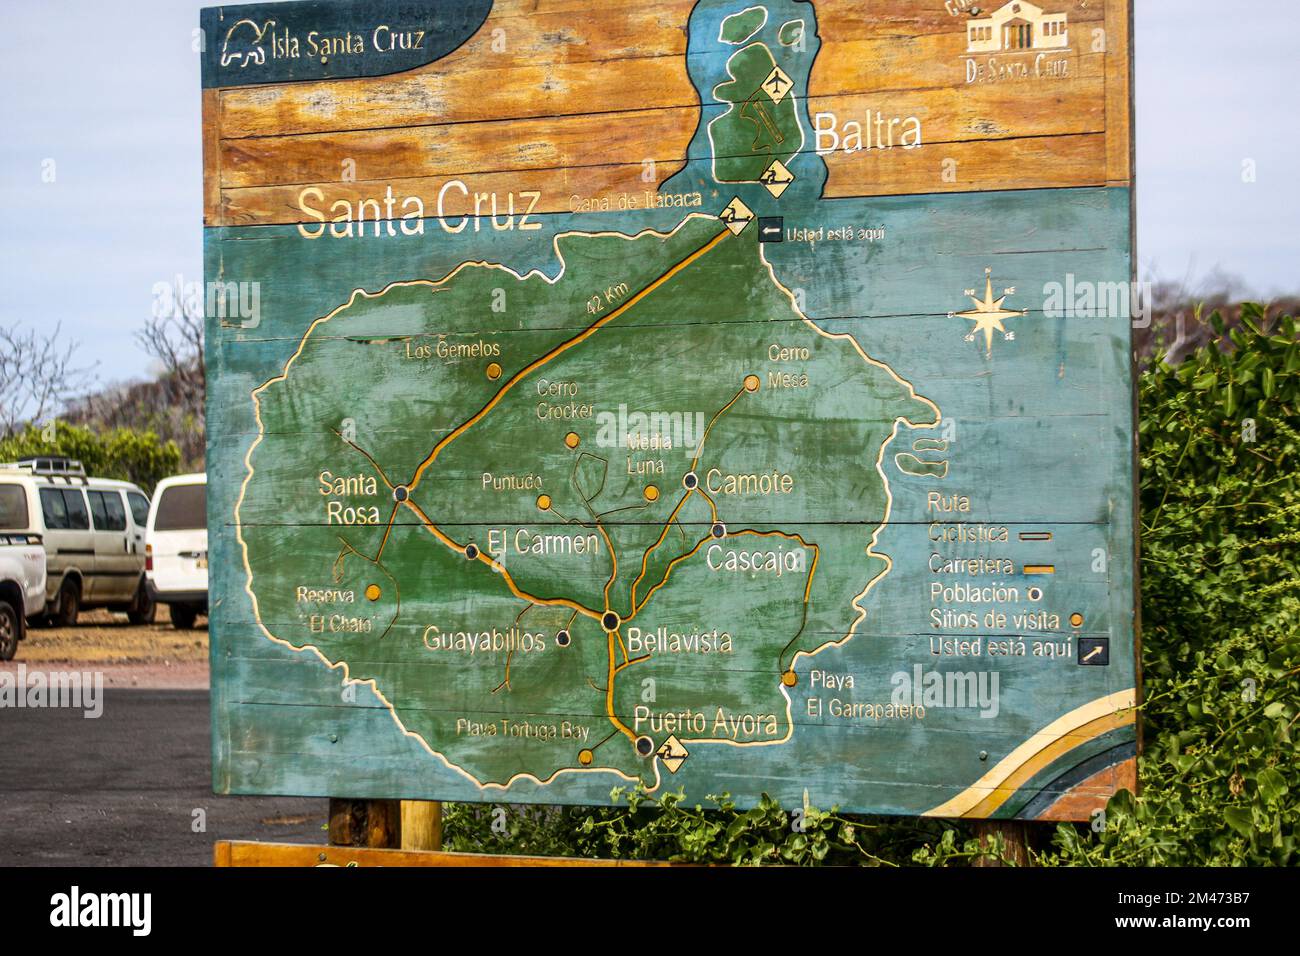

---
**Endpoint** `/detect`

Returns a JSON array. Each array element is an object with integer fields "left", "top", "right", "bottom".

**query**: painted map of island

[{"left": 237, "top": 215, "right": 937, "bottom": 787}]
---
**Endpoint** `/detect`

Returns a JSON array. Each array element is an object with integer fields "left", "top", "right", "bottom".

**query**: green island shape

[
  {"left": 238, "top": 214, "right": 937, "bottom": 789},
  {"left": 720, "top": 6, "right": 768, "bottom": 45},
  {"left": 709, "top": 43, "right": 802, "bottom": 183}
]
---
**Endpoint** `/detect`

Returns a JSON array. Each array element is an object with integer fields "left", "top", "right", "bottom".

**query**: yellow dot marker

[
  {"left": 486, "top": 362, "right": 502, "bottom": 381},
  {"left": 365, "top": 585, "right": 382, "bottom": 602},
  {"left": 578, "top": 749, "right": 594, "bottom": 766},
  {"left": 644, "top": 485, "right": 660, "bottom": 503},
  {"left": 537, "top": 494, "right": 552, "bottom": 511},
  {"left": 564, "top": 432, "right": 581, "bottom": 449},
  {"left": 1070, "top": 612, "right": 1085, "bottom": 628},
  {"left": 744, "top": 374, "right": 761, "bottom": 393},
  {"left": 781, "top": 669, "right": 797, "bottom": 687}
]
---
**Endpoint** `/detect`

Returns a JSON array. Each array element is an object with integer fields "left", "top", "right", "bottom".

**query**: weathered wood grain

[
  {"left": 204, "top": 0, "right": 1132, "bottom": 227},
  {"left": 214, "top": 841, "right": 680, "bottom": 866},
  {"left": 328, "top": 796, "right": 401, "bottom": 847},
  {"left": 217, "top": 76, "right": 1107, "bottom": 225}
]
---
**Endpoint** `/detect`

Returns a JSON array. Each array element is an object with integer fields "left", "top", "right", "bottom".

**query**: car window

[
  {"left": 154, "top": 483, "right": 206, "bottom": 531},
  {"left": 89, "top": 490, "right": 128, "bottom": 532},
  {"left": 61, "top": 489, "right": 90, "bottom": 530},
  {"left": 0, "top": 484, "right": 28, "bottom": 530},
  {"left": 87, "top": 490, "right": 107, "bottom": 529},
  {"left": 40, "top": 487, "right": 89, "bottom": 530},
  {"left": 104, "top": 492, "right": 127, "bottom": 531},
  {"left": 39, "top": 488, "right": 69, "bottom": 529},
  {"left": 127, "top": 492, "right": 150, "bottom": 527}
]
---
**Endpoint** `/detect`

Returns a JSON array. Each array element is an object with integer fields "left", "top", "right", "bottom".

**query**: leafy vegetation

[
  {"left": 0, "top": 421, "right": 181, "bottom": 494},
  {"left": 1041, "top": 303, "right": 1299, "bottom": 866},
  {"left": 442, "top": 305, "right": 1300, "bottom": 866}
]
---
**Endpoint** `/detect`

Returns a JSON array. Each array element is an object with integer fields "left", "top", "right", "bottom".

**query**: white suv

[
  {"left": 0, "top": 521, "right": 46, "bottom": 660},
  {"left": 0, "top": 457, "right": 152, "bottom": 626},
  {"left": 145, "top": 473, "right": 207, "bottom": 629}
]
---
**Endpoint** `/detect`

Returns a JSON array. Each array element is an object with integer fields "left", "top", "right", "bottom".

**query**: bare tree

[
  {"left": 0, "top": 322, "right": 95, "bottom": 437},
  {"left": 135, "top": 298, "right": 205, "bottom": 418}
]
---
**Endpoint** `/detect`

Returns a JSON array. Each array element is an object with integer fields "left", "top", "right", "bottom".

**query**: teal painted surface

[{"left": 207, "top": 0, "right": 1136, "bottom": 817}]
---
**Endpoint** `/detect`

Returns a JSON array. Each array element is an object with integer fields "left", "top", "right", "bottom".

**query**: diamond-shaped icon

[
  {"left": 656, "top": 734, "right": 689, "bottom": 773},
  {"left": 762, "top": 65, "right": 794, "bottom": 103},
  {"left": 760, "top": 158, "right": 795, "bottom": 198},
  {"left": 720, "top": 196, "right": 754, "bottom": 235}
]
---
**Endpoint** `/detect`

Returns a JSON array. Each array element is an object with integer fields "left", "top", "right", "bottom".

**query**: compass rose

[{"left": 952, "top": 268, "right": 1025, "bottom": 355}]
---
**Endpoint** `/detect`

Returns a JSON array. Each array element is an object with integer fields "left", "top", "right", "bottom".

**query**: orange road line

[
  {"left": 492, "top": 649, "right": 514, "bottom": 695},
  {"left": 632, "top": 535, "right": 712, "bottom": 618},
  {"left": 333, "top": 430, "right": 396, "bottom": 490},
  {"left": 406, "top": 228, "right": 732, "bottom": 493},
  {"left": 374, "top": 502, "right": 399, "bottom": 561},
  {"left": 605, "top": 633, "right": 637, "bottom": 742},
  {"left": 698, "top": 488, "right": 719, "bottom": 523},
  {"left": 628, "top": 491, "right": 694, "bottom": 611},
  {"left": 401, "top": 499, "right": 603, "bottom": 621},
  {"left": 690, "top": 385, "right": 746, "bottom": 471},
  {"left": 595, "top": 520, "right": 618, "bottom": 606},
  {"left": 626, "top": 384, "right": 746, "bottom": 610},
  {"left": 632, "top": 528, "right": 819, "bottom": 620}
]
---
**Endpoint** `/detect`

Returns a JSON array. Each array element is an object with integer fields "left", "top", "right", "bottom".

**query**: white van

[
  {"left": 145, "top": 473, "right": 207, "bottom": 629},
  {"left": 0, "top": 457, "right": 152, "bottom": 626}
]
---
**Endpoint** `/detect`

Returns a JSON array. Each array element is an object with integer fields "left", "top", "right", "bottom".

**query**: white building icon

[{"left": 966, "top": 2, "right": 1069, "bottom": 53}]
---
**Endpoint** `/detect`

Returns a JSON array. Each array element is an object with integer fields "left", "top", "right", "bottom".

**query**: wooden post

[
  {"left": 400, "top": 801, "right": 443, "bottom": 852},
  {"left": 328, "top": 798, "right": 401, "bottom": 849},
  {"left": 971, "top": 820, "right": 1032, "bottom": 867}
]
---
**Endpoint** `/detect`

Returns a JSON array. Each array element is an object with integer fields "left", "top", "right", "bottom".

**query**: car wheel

[
  {"left": 127, "top": 578, "right": 155, "bottom": 625},
  {"left": 170, "top": 604, "right": 198, "bottom": 630},
  {"left": 53, "top": 579, "right": 80, "bottom": 627},
  {"left": 0, "top": 601, "right": 18, "bottom": 661}
]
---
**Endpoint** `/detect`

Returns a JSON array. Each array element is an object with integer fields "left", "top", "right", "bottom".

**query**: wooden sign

[{"left": 204, "top": 0, "right": 1137, "bottom": 821}]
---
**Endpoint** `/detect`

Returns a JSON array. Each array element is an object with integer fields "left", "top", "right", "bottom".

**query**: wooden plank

[
  {"left": 328, "top": 797, "right": 401, "bottom": 847},
  {"left": 1105, "top": 0, "right": 1133, "bottom": 185},
  {"left": 826, "top": 132, "right": 1109, "bottom": 198},
  {"left": 216, "top": 54, "right": 696, "bottom": 141},
  {"left": 217, "top": 79, "right": 1107, "bottom": 225},
  {"left": 971, "top": 820, "right": 1033, "bottom": 866},
  {"left": 400, "top": 800, "right": 443, "bottom": 851},
  {"left": 217, "top": 108, "right": 694, "bottom": 190},
  {"left": 202, "top": 88, "right": 224, "bottom": 228},
  {"left": 214, "top": 841, "right": 680, "bottom": 867},
  {"left": 204, "top": 0, "right": 1128, "bottom": 227},
  {"left": 810, "top": 0, "right": 1106, "bottom": 38}
]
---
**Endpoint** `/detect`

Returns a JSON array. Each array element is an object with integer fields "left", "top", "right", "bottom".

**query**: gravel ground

[{"left": 1, "top": 607, "right": 209, "bottom": 688}]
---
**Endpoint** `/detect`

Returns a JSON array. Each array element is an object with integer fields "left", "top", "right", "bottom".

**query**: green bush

[
  {"left": 0, "top": 421, "right": 181, "bottom": 495},
  {"left": 1038, "top": 303, "right": 1299, "bottom": 866},
  {"left": 442, "top": 305, "right": 1300, "bottom": 866}
]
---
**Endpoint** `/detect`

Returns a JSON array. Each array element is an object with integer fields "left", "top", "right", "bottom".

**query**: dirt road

[{"left": 1, "top": 607, "right": 209, "bottom": 688}]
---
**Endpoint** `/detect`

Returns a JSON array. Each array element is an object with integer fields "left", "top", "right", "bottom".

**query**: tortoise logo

[{"left": 220, "top": 18, "right": 276, "bottom": 69}]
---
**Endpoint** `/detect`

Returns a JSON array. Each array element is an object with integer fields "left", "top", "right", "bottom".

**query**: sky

[{"left": 0, "top": 0, "right": 1297, "bottom": 387}]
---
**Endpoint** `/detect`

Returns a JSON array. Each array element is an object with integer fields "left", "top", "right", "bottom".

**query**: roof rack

[{"left": 0, "top": 456, "right": 89, "bottom": 480}]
